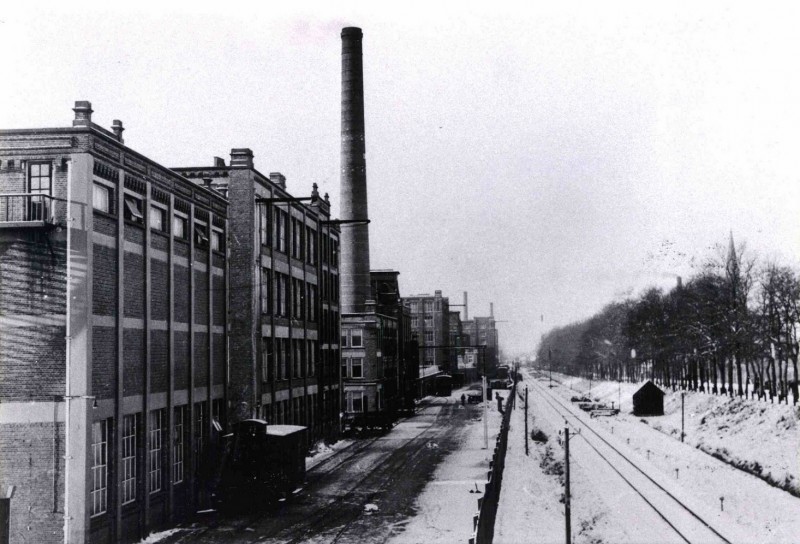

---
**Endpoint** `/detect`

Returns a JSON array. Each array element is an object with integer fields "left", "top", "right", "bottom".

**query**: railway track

[
  {"left": 173, "top": 396, "right": 460, "bottom": 543},
  {"left": 531, "top": 379, "right": 733, "bottom": 544}
]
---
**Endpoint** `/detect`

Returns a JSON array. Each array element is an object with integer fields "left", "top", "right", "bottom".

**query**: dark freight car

[
  {"left": 435, "top": 374, "right": 453, "bottom": 396},
  {"left": 216, "top": 420, "right": 308, "bottom": 509}
]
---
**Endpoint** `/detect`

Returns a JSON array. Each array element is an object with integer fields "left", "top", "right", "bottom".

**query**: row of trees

[{"left": 536, "top": 238, "right": 800, "bottom": 404}]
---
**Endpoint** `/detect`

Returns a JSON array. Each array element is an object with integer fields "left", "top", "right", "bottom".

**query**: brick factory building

[
  {"left": 462, "top": 306, "right": 500, "bottom": 377},
  {"left": 404, "top": 290, "right": 452, "bottom": 373},
  {"left": 173, "top": 151, "right": 341, "bottom": 444},
  {"left": 0, "top": 102, "right": 228, "bottom": 543}
]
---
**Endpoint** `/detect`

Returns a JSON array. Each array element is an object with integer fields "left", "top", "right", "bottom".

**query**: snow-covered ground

[
  {"left": 388, "top": 386, "right": 507, "bottom": 544},
  {"left": 496, "top": 370, "right": 800, "bottom": 543},
  {"left": 306, "top": 437, "right": 355, "bottom": 469}
]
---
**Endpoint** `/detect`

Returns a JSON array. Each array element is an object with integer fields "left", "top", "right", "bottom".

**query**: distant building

[
  {"left": 0, "top": 102, "right": 228, "bottom": 543},
  {"left": 462, "top": 305, "right": 500, "bottom": 376},
  {"left": 173, "top": 150, "right": 341, "bottom": 444},
  {"left": 404, "top": 290, "right": 452, "bottom": 372}
]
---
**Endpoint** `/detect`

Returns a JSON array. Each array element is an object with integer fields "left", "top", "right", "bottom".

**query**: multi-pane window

[
  {"left": 351, "top": 329, "right": 363, "bottom": 348},
  {"left": 274, "top": 209, "right": 287, "bottom": 253},
  {"left": 93, "top": 183, "right": 111, "bottom": 213},
  {"left": 425, "top": 331, "right": 434, "bottom": 343},
  {"left": 121, "top": 413, "right": 138, "bottom": 505},
  {"left": 173, "top": 215, "right": 187, "bottom": 240},
  {"left": 341, "top": 331, "right": 348, "bottom": 347},
  {"left": 211, "top": 230, "right": 223, "bottom": 252},
  {"left": 150, "top": 205, "right": 166, "bottom": 232},
  {"left": 307, "top": 340, "right": 315, "bottom": 376},
  {"left": 424, "top": 315, "right": 433, "bottom": 326},
  {"left": 173, "top": 406, "right": 184, "bottom": 484},
  {"left": 274, "top": 273, "right": 288, "bottom": 317},
  {"left": 28, "top": 162, "right": 52, "bottom": 220},
  {"left": 350, "top": 392, "right": 365, "bottom": 413},
  {"left": 424, "top": 301, "right": 434, "bottom": 312},
  {"left": 409, "top": 302, "right": 419, "bottom": 313},
  {"left": 263, "top": 338, "right": 273, "bottom": 382},
  {"left": 306, "top": 226, "right": 316, "bottom": 264},
  {"left": 149, "top": 410, "right": 164, "bottom": 494},
  {"left": 261, "top": 269, "right": 271, "bottom": 314},
  {"left": 123, "top": 195, "right": 144, "bottom": 225},
  {"left": 411, "top": 316, "right": 419, "bottom": 327},
  {"left": 351, "top": 357, "right": 363, "bottom": 378},
  {"left": 259, "top": 203, "right": 269, "bottom": 247},
  {"left": 90, "top": 420, "right": 109, "bottom": 517}
]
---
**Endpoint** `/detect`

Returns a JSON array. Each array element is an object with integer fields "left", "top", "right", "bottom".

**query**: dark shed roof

[{"left": 633, "top": 380, "right": 664, "bottom": 401}]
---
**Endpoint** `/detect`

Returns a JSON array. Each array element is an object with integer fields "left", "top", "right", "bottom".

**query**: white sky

[{"left": 3, "top": 1, "right": 799, "bottom": 356}]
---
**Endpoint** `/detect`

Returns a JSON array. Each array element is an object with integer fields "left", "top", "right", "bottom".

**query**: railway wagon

[
  {"left": 435, "top": 374, "right": 453, "bottom": 396},
  {"left": 216, "top": 420, "right": 308, "bottom": 509}
]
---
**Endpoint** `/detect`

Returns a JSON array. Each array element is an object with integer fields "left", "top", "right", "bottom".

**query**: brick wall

[
  {"left": 123, "top": 252, "right": 144, "bottom": 319},
  {"left": 92, "top": 243, "right": 117, "bottom": 316},
  {"left": 150, "top": 259, "right": 168, "bottom": 321},
  {"left": 0, "top": 235, "right": 67, "bottom": 401},
  {"left": 122, "top": 328, "right": 144, "bottom": 396},
  {"left": 174, "top": 332, "right": 189, "bottom": 390},
  {"left": 0, "top": 422, "right": 65, "bottom": 544},
  {"left": 150, "top": 330, "right": 168, "bottom": 393},
  {"left": 92, "top": 326, "right": 116, "bottom": 399},
  {"left": 193, "top": 332, "right": 208, "bottom": 387}
]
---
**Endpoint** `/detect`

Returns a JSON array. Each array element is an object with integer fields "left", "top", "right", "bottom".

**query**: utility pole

[
  {"left": 565, "top": 427, "right": 571, "bottom": 544},
  {"left": 681, "top": 392, "right": 685, "bottom": 443},
  {"left": 483, "top": 347, "right": 488, "bottom": 449},
  {"left": 524, "top": 387, "right": 529, "bottom": 455}
]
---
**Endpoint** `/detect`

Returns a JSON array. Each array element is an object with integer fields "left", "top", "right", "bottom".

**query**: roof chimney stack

[
  {"left": 463, "top": 291, "right": 468, "bottom": 320},
  {"left": 111, "top": 119, "right": 124, "bottom": 143},
  {"left": 229, "top": 148, "right": 254, "bottom": 169},
  {"left": 340, "top": 27, "right": 372, "bottom": 314},
  {"left": 269, "top": 172, "right": 286, "bottom": 189},
  {"left": 72, "top": 101, "right": 93, "bottom": 127},
  {"left": 213, "top": 157, "right": 225, "bottom": 168}
]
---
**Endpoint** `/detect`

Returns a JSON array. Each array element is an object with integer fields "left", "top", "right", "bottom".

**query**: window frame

[
  {"left": 123, "top": 194, "right": 144, "bottom": 225},
  {"left": 121, "top": 413, "right": 138, "bottom": 505},
  {"left": 351, "top": 329, "right": 363, "bottom": 348},
  {"left": 149, "top": 204, "right": 167, "bottom": 233},
  {"left": 148, "top": 409, "right": 164, "bottom": 494},
  {"left": 93, "top": 182, "right": 112, "bottom": 214},
  {"left": 90, "top": 419, "right": 109, "bottom": 517},
  {"left": 173, "top": 214, "right": 188, "bottom": 240}
]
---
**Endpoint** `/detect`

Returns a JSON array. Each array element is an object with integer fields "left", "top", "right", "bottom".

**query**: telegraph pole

[
  {"left": 681, "top": 392, "right": 685, "bottom": 443},
  {"left": 524, "top": 387, "right": 529, "bottom": 455},
  {"left": 565, "top": 427, "right": 571, "bottom": 544}
]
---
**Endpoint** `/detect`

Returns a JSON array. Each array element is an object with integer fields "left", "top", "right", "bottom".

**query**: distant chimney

[
  {"left": 435, "top": 290, "right": 442, "bottom": 297},
  {"left": 229, "top": 148, "right": 254, "bottom": 169},
  {"left": 677, "top": 276, "right": 683, "bottom": 289},
  {"left": 111, "top": 120, "right": 124, "bottom": 143},
  {"left": 72, "top": 101, "right": 93, "bottom": 127},
  {"left": 269, "top": 172, "right": 286, "bottom": 189},
  {"left": 490, "top": 302, "right": 494, "bottom": 318},
  {"left": 463, "top": 291, "right": 468, "bottom": 320},
  {"left": 213, "top": 157, "right": 225, "bottom": 168},
  {"left": 203, "top": 178, "right": 213, "bottom": 188},
  {"left": 340, "top": 26, "right": 372, "bottom": 314}
]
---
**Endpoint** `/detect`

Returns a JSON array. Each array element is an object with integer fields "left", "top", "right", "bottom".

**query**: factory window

[
  {"left": 211, "top": 230, "right": 223, "bottom": 252},
  {"left": 424, "top": 301, "right": 433, "bottom": 312},
  {"left": 351, "top": 357, "right": 363, "bottom": 378},
  {"left": 121, "top": 413, "right": 139, "bottom": 505},
  {"left": 28, "top": 162, "right": 52, "bottom": 220},
  {"left": 261, "top": 269, "right": 271, "bottom": 314},
  {"left": 90, "top": 419, "right": 109, "bottom": 517},
  {"left": 194, "top": 402, "right": 207, "bottom": 467},
  {"left": 150, "top": 205, "right": 166, "bottom": 232},
  {"left": 409, "top": 302, "right": 419, "bottom": 313},
  {"left": 350, "top": 392, "right": 365, "bottom": 413},
  {"left": 194, "top": 224, "right": 209, "bottom": 248},
  {"left": 351, "top": 329, "right": 363, "bottom": 347},
  {"left": 173, "top": 215, "right": 187, "bottom": 240},
  {"left": 93, "top": 183, "right": 111, "bottom": 213},
  {"left": 307, "top": 226, "right": 317, "bottom": 265},
  {"left": 123, "top": 195, "right": 144, "bottom": 225},
  {"left": 308, "top": 340, "right": 316, "bottom": 376},
  {"left": 259, "top": 203, "right": 269, "bottom": 247},
  {"left": 341, "top": 331, "right": 348, "bottom": 347},
  {"left": 173, "top": 406, "right": 185, "bottom": 484},
  {"left": 425, "top": 331, "right": 434, "bottom": 343},
  {"left": 411, "top": 316, "right": 418, "bottom": 327},
  {"left": 424, "top": 315, "right": 432, "bottom": 326},
  {"left": 149, "top": 409, "right": 164, "bottom": 494}
]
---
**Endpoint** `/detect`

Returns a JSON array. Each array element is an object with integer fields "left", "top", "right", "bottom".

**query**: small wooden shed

[{"left": 632, "top": 381, "right": 665, "bottom": 416}]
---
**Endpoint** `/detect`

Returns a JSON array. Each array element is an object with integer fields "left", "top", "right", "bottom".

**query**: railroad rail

[{"left": 532, "top": 379, "right": 732, "bottom": 544}]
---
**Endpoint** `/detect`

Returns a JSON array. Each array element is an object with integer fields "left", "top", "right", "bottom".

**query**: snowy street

[{"left": 147, "top": 394, "right": 497, "bottom": 544}]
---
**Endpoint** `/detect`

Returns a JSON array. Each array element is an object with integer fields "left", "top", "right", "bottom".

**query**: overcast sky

[{"left": 3, "top": 1, "right": 799, "bottom": 356}]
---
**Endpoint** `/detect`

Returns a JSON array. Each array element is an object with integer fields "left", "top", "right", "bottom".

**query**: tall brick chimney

[
  {"left": 340, "top": 26, "right": 371, "bottom": 314},
  {"left": 463, "top": 291, "right": 468, "bottom": 320}
]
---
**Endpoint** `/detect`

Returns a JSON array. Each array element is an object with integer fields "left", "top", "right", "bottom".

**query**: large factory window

[
  {"left": 121, "top": 413, "right": 139, "bottom": 505},
  {"left": 90, "top": 419, "right": 109, "bottom": 517}
]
